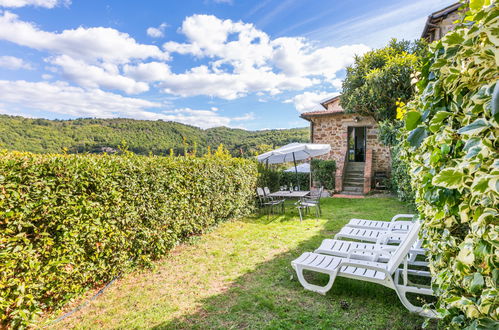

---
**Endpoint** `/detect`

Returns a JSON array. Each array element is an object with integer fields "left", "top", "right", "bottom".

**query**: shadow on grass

[{"left": 153, "top": 198, "right": 432, "bottom": 330}]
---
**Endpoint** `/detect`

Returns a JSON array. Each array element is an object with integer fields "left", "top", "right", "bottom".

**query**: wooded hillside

[{"left": 0, "top": 115, "right": 309, "bottom": 156}]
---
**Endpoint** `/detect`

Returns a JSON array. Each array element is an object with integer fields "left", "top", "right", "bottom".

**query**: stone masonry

[{"left": 301, "top": 96, "right": 391, "bottom": 193}]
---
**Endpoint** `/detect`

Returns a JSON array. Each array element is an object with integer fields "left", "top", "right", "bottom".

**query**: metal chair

[
  {"left": 256, "top": 187, "right": 284, "bottom": 219},
  {"left": 296, "top": 187, "right": 323, "bottom": 221}
]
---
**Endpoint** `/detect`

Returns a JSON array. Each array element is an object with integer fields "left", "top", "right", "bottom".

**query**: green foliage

[
  {"left": 256, "top": 164, "right": 309, "bottom": 191},
  {"left": 341, "top": 39, "right": 428, "bottom": 122},
  {"left": 311, "top": 159, "right": 336, "bottom": 190},
  {"left": 0, "top": 116, "right": 309, "bottom": 157},
  {"left": 0, "top": 150, "right": 257, "bottom": 327},
  {"left": 400, "top": 1, "right": 498, "bottom": 327}
]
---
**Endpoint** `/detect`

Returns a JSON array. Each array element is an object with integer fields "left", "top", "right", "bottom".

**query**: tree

[{"left": 341, "top": 39, "right": 427, "bottom": 122}]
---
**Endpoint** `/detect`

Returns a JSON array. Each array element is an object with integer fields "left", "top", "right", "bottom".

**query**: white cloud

[
  {"left": 0, "top": 11, "right": 367, "bottom": 109},
  {"left": 0, "top": 80, "right": 159, "bottom": 118},
  {"left": 285, "top": 91, "right": 338, "bottom": 113},
  {"left": 0, "top": 0, "right": 70, "bottom": 8},
  {"left": 146, "top": 23, "right": 167, "bottom": 38},
  {"left": 303, "top": 0, "right": 455, "bottom": 47},
  {"left": 158, "top": 65, "right": 315, "bottom": 100},
  {"left": 161, "top": 14, "right": 367, "bottom": 99},
  {"left": 123, "top": 61, "right": 171, "bottom": 82},
  {"left": 49, "top": 55, "right": 149, "bottom": 94},
  {"left": 0, "top": 80, "right": 253, "bottom": 128},
  {"left": 212, "top": 0, "right": 233, "bottom": 4},
  {"left": 0, "top": 11, "right": 169, "bottom": 64},
  {"left": 0, "top": 55, "right": 32, "bottom": 70},
  {"left": 272, "top": 37, "right": 369, "bottom": 80}
]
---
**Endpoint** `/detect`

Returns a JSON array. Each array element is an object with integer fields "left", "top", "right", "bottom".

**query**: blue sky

[{"left": 0, "top": 0, "right": 455, "bottom": 130}]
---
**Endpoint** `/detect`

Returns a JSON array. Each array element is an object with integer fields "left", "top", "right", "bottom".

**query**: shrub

[
  {"left": 311, "top": 159, "right": 336, "bottom": 190},
  {"left": 256, "top": 164, "right": 309, "bottom": 191},
  {"left": 0, "top": 150, "right": 257, "bottom": 327},
  {"left": 378, "top": 121, "right": 415, "bottom": 203},
  {"left": 401, "top": 1, "right": 498, "bottom": 327},
  {"left": 341, "top": 39, "right": 427, "bottom": 121}
]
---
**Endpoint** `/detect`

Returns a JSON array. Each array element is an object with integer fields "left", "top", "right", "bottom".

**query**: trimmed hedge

[
  {"left": 0, "top": 150, "right": 257, "bottom": 327},
  {"left": 311, "top": 159, "right": 336, "bottom": 190},
  {"left": 401, "top": 1, "right": 498, "bottom": 327},
  {"left": 256, "top": 165, "right": 309, "bottom": 191}
]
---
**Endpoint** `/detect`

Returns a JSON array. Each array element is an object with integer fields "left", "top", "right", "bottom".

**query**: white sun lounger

[
  {"left": 334, "top": 226, "right": 408, "bottom": 244},
  {"left": 291, "top": 221, "right": 436, "bottom": 317},
  {"left": 314, "top": 239, "right": 428, "bottom": 267},
  {"left": 346, "top": 214, "right": 414, "bottom": 231}
]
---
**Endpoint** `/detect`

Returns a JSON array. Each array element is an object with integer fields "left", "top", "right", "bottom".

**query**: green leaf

[
  {"left": 407, "top": 126, "right": 428, "bottom": 148},
  {"left": 470, "top": 273, "right": 484, "bottom": 293},
  {"left": 491, "top": 82, "right": 499, "bottom": 122},
  {"left": 432, "top": 168, "right": 465, "bottom": 189},
  {"left": 429, "top": 111, "right": 452, "bottom": 132},
  {"left": 405, "top": 111, "right": 421, "bottom": 130},
  {"left": 457, "top": 119, "right": 490, "bottom": 135}
]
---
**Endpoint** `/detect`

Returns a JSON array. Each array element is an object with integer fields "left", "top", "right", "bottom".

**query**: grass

[{"left": 48, "top": 197, "right": 432, "bottom": 329}]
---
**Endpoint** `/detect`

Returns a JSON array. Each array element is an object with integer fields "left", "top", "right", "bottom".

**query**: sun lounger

[
  {"left": 291, "top": 221, "right": 436, "bottom": 317},
  {"left": 346, "top": 214, "right": 414, "bottom": 231}
]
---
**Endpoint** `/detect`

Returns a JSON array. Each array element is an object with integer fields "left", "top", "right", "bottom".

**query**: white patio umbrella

[
  {"left": 257, "top": 143, "right": 331, "bottom": 189},
  {"left": 284, "top": 163, "right": 310, "bottom": 173}
]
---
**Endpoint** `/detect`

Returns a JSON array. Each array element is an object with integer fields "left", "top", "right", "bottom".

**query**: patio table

[{"left": 267, "top": 190, "right": 310, "bottom": 199}]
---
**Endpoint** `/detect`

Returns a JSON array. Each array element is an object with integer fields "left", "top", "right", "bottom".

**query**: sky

[{"left": 0, "top": 0, "right": 456, "bottom": 130}]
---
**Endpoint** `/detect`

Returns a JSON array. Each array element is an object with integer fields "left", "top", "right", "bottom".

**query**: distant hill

[{"left": 0, "top": 115, "right": 309, "bottom": 157}]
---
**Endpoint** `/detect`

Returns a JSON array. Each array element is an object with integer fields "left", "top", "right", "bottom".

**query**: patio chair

[
  {"left": 346, "top": 214, "right": 415, "bottom": 231},
  {"left": 291, "top": 221, "right": 436, "bottom": 317},
  {"left": 263, "top": 187, "right": 285, "bottom": 204},
  {"left": 256, "top": 187, "right": 284, "bottom": 219},
  {"left": 296, "top": 187, "right": 323, "bottom": 222}
]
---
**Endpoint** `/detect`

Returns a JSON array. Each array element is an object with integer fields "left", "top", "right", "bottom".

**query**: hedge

[
  {"left": 400, "top": 1, "right": 498, "bottom": 327},
  {"left": 0, "top": 150, "right": 257, "bottom": 327}
]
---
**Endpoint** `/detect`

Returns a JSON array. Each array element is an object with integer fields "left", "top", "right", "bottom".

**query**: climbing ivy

[{"left": 400, "top": 1, "right": 498, "bottom": 327}]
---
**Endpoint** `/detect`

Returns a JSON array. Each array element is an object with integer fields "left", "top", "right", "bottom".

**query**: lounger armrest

[
  {"left": 391, "top": 214, "right": 415, "bottom": 222},
  {"left": 347, "top": 247, "right": 397, "bottom": 262},
  {"left": 339, "top": 261, "right": 391, "bottom": 276}
]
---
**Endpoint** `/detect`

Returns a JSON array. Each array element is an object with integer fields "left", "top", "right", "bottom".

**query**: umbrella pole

[{"left": 292, "top": 152, "right": 300, "bottom": 190}]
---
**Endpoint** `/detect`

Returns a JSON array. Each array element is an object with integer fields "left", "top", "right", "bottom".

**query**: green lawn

[{"left": 48, "top": 197, "right": 433, "bottom": 329}]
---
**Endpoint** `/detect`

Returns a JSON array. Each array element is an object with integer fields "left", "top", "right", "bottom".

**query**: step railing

[
  {"left": 335, "top": 148, "right": 349, "bottom": 192},
  {"left": 363, "top": 149, "right": 373, "bottom": 194}
]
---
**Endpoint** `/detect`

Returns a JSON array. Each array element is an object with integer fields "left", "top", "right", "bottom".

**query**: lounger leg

[
  {"left": 393, "top": 285, "right": 438, "bottom": 318},
  {"left": 294, "top": 265, "right": 337, "bottom": 295}
]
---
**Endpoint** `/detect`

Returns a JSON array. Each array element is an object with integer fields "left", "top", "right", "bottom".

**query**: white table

[{"left": 268, "top": 191, "right": 310, "bottom": 199}]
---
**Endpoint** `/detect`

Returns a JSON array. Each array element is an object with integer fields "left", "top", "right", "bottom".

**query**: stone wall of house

[{"left": 310, "top": 113, "right": 391, "bottom": 191}]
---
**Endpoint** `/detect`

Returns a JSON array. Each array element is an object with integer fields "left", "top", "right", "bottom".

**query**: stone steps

[{"left": 342, "top": 162, "right": 365, "bottom": 195}]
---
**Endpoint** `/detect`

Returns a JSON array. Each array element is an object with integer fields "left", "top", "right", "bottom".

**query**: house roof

[
  {"left": 300, "top": 94, "right": 344, "bottom": 120},
  {"left": 421, "top": 2, "right": 462, "bottom": 40},
  {"left": 320, "top": 95, "right": 340, "bottom": 109},
  {"left": 300, "top": 109, "right": 345, "bottom": 121}
]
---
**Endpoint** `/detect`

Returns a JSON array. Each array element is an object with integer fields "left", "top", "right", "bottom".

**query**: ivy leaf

[
  {"left": 407, "top": 126, "right": 428, "bottom": 148},
  {"left": 429, "top": 111, "right": 452, "bottom": 132},
  {"left": 457, "top": 119, "right": 490, "bottom": 135},
  {"left": 470, "top": 273, "right": 484, "bottom": 294},
  {"left": 432, "top": 168, "right": 465, "bottom": 189},
  {"left": 491, "top": 82, "right": 499, "bottom": 122},
  {"left": 405, "top": 111, "right": 422, "bottom": 130}
]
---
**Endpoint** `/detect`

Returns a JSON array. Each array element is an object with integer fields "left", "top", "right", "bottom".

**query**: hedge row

[
  {"left": 0, "top": 150, "right": 257, "bottom": 327},
  {"left": 401, "top": 1, "right": 498, "bottom": 327}
]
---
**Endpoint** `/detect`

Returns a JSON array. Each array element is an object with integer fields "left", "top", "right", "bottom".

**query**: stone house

[
  {"left": 421, "top": 2, "right": 462, "bottom": 42},
  {"left": 300, "top": 3, "right": 462, "bottom": 195},
  {"left": 301, "top": 96, "right": 390, "bottom": 195}
]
